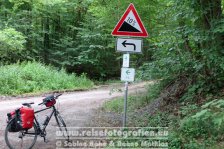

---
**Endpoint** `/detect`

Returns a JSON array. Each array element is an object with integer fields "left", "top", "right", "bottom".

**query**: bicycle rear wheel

[
  {"left": 55, "top": 111, "right": 69, "bottom": 141},
  {"left": 5, "top": 119, "right": 37, "bottom": 149}
]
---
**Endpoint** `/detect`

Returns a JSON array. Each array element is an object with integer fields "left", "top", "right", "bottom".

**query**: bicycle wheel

[
  {"left": 5, "top": 118, "right": 38, "bottom": 149},
  {"left": 55, "top": 111, "right": 69, "bottom": 141}
]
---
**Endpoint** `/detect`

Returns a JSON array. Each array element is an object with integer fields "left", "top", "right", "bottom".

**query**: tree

[{"left": 0, "top": 28, "right": 26, "bottom": 64}]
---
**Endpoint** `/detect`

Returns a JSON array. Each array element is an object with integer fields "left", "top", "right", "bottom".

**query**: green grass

[
  {"left": 93, "top": 79, "right": 121, "bottom": 86},
  {"left": 102, "top": 82, "right": 224, "bottom": 148},
  {"left": 102, "top": 82, "right": 162, "bottom": 113},
  {"left": 0, "top": 61, "right": 94, "bottom": 95},
  {"left": 103, "top": 95, "right": 150, "bottom": 113}
]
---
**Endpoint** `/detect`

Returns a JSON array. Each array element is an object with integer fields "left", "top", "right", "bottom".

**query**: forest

[{"left": 1, "top": 0, "right": 224, "bottom": 148}]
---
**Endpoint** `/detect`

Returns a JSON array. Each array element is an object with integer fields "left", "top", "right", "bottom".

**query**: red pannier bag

[
  {"left": 7, "top": 106, "right": 34, "bottom": 131},
  {"left": 43, "top": 95, "right": 56, "bottom": 107},
  {"left": 45, "top": 99, "right": 56, "bottom": 107},
  {"left": 7, "top": 111, "right": 18, "bottom": 132},
  {"left": 20, "top": 106, "right": 34, "bottom": 129}
]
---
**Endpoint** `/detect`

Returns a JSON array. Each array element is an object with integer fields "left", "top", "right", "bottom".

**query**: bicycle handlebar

[
  {"left": 55, "top": 93, "right": 62, "bottom": 99},
  {"left": 38, "top": 102, "right": 43, "bottom": 106},
  {"left": 38, "top": 93, "right": 62, "bottom": 106}
]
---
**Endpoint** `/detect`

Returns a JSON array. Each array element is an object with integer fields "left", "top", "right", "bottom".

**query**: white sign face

[
  {"left": 116, "top": 38, "right": 142, "bottom": 53},
  {"left": 121, "top": 68, "right": 135, "bottom": 82},
  {"left": 124, "top": 11, "right": 142, "bottom": 32},
  {"left": 123, "top": 54, "right": 130, "bottom": 68}
]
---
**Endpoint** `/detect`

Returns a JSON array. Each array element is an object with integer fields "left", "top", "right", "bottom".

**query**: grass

[
  {"left": 102, "top": 82, "right": 224, "bottom": 148},
  {"left": 0, "top": 61, "right": 94, "bottom": 95},
  {"left": 93, "top": 79, "right": 121, "bottom": 86},
  {"left": 103, "top": 94, "right": 150, "bottom": 113},
  {"left": 102, "top": 82, "right": 162, "bottom": 113}
]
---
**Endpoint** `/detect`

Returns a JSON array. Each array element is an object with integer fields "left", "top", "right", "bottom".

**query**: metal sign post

[
  {"left": 111, "top": 3, "right": 148, "bottom": 128},
  {"left": 121, "top": 57, "right": 135, "bottom": 127},
  {"left": 123, "top": 81, "right": 128, "bottom": 128},
  {"left": 121, "top": 54, "right": 131, "bottom": 128}
]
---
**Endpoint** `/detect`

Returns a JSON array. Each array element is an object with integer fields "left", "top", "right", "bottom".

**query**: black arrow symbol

[
  {"left": 126, "top": 70, "right": 131, "bottom": 75},
  {"left": 122, "top": 40, "right": 136, "bottom": 51}
]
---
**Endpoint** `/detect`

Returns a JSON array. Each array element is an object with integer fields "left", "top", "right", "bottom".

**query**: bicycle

[{"left": 5, "top": 93, "right": 69, "bottom": 149}]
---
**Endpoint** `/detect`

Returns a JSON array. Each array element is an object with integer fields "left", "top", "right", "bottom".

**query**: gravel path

[{"left": 0, "top": 82, "right": 151, "bottom": 149}]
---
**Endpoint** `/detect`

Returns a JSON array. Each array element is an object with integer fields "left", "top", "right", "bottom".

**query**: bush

[
  {"left": 181, "top": 99, "right": 224, "bottom": 138},
  {"left": 0, "top": 61, "right": 94, "bottom": 95},
  {"left": 0, "top": 28, "right": 26, "bottom": 64},
  {"left": 168, "top": 99, "right": 224, "bottom": 148}
]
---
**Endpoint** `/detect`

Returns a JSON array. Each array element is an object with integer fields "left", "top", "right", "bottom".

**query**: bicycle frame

[
  {"left": 5, "top": 94, "right": 67, "bottom": 149},
  {"left": 33, "top": 106, "right": 57, "bottom": 135}
]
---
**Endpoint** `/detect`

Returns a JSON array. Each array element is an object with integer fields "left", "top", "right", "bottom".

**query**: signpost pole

[
  {"left": 111, "top": 3, "right": 148, "bottom": 128},
  {"left": 123, "top": 81, "right": 128, "bottom": 128}
]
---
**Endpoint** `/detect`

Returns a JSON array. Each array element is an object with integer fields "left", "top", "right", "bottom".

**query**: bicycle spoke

[{"left": 5, "top": 120, "right": 38, "bottom": 149}]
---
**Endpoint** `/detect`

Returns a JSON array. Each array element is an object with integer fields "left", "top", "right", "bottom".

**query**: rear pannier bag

[
  {"left": 7, "top": 111, "right": 19, "bottom": 132},
  {"left": 20, "top": 107, "right": 35, "bottom": 129},
  {"left": 7, "top": 107, "right": 34, "bottom": 132}
]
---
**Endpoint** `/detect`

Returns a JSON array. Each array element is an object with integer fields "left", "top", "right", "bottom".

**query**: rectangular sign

[
  {"left": 116, "top": 38, "right": 142, "bottom": 53},
  {"left": 123, "top": 54, "right": 130, "bottom": 67},
  {"left": 121, "top": 68, "right": 135, "bottom": 82}
]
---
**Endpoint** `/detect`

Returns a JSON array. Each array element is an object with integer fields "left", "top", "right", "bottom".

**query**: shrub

[{"left": 0, "top": 61, "right": 94, "bottom": 95}]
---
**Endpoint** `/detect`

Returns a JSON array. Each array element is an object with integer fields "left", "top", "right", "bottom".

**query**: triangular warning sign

[{"left": 112, "top": 3, "right": 148, "bottom": 37}]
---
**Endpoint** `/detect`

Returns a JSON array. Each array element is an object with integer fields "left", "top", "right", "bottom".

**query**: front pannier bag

[
  {"left": 7, "top": 107, "right": 34, "bottom": 132},
  {"left": 43, "top": 95, "right": 56, "bottom": 107}
]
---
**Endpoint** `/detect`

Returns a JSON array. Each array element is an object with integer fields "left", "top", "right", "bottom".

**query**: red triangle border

[{"left": 112, "top": 3, "right": 148, "bottom": 37}]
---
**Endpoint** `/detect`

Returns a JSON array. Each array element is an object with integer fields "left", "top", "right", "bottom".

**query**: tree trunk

[
  {"left": 26, "top": 8, "right": 33, "bottom": 55},
  {"left": 199, "top": 0, "right": 222, "bottom": 29},
  {"left": 44, "top": 16, "right": 50, "bottom": 63}
]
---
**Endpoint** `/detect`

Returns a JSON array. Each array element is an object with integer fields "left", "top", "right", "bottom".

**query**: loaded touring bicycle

[{"left": 5, "top": 93, "right": 69, "bottom": 149}]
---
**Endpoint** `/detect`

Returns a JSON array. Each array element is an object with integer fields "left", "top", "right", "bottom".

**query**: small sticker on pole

[{"left": 123, "top": 54, "right": 130, "bottom": 68}]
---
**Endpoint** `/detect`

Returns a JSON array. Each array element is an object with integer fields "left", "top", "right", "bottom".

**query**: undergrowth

[
  {"left": 102, "top": 81, "right": 224, "bottom": 149},
  {"left": 102, "top": 82, "right": 162, "bottom": 113},
  {"left": 0, "top": 61, "right": 94, "bottom": 95}
]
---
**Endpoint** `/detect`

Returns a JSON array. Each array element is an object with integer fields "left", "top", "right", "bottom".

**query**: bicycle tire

[
  {"left": 55, "top": 111, "right": 69, "bottom": 141},
  {"left": 5, "top": 118, "right": 38, "bottom": 149}
]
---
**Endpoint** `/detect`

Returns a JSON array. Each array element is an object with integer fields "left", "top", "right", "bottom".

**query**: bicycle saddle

[{"left": 22, "top": 102, "right": 34, "bottom": 107}]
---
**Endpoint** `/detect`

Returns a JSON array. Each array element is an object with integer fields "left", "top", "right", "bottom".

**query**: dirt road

[{"left": 0, "top": 82, "right": 150, "bottom": 149}]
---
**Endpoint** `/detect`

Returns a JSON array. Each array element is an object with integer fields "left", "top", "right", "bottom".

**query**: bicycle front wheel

[
  {"left": 55, "top": 111, "right": 69, "bottom": 141},
  {"left": 5, "top": 119, "right": 38, "bottom": 149}
]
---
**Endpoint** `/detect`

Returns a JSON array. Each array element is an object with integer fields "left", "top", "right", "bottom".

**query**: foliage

[
  {"left": 73, "top": 12, "right": 119, "bottom": 78},
  {"left": 0, "top": 0, "right": 223, "bottom": 82},
  {"left": 0, "top": 28, "right": 26, "bottom": 64},
  {"left": 0, "top": 0, "right": 124, "bottom": 79},
  {"left": 1, "top": 0, "right": 224, "bottom": 147},
  {"left": 167, "top": 99, "right": 224, "bottom": 148},
  {"left": 139, "top": 0, "right": 224, "bottom": 99},
  {"left": 102, "top": 82, "right": 162, "bottom": 113},
  {"left": 103, "top": 80, "right": 224, "bottom": 148},
  {"left": 0, "top": 61, "right": 94, "bottom": 95},
  {"left": 64, "top": 0, "right": 224, "bottom": 148},
  {"left": 180, "top": 99, "right": 224, "bottom": 139},
  {"left": 0, "top": 0, "right": 158, "bottom": 79}
]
